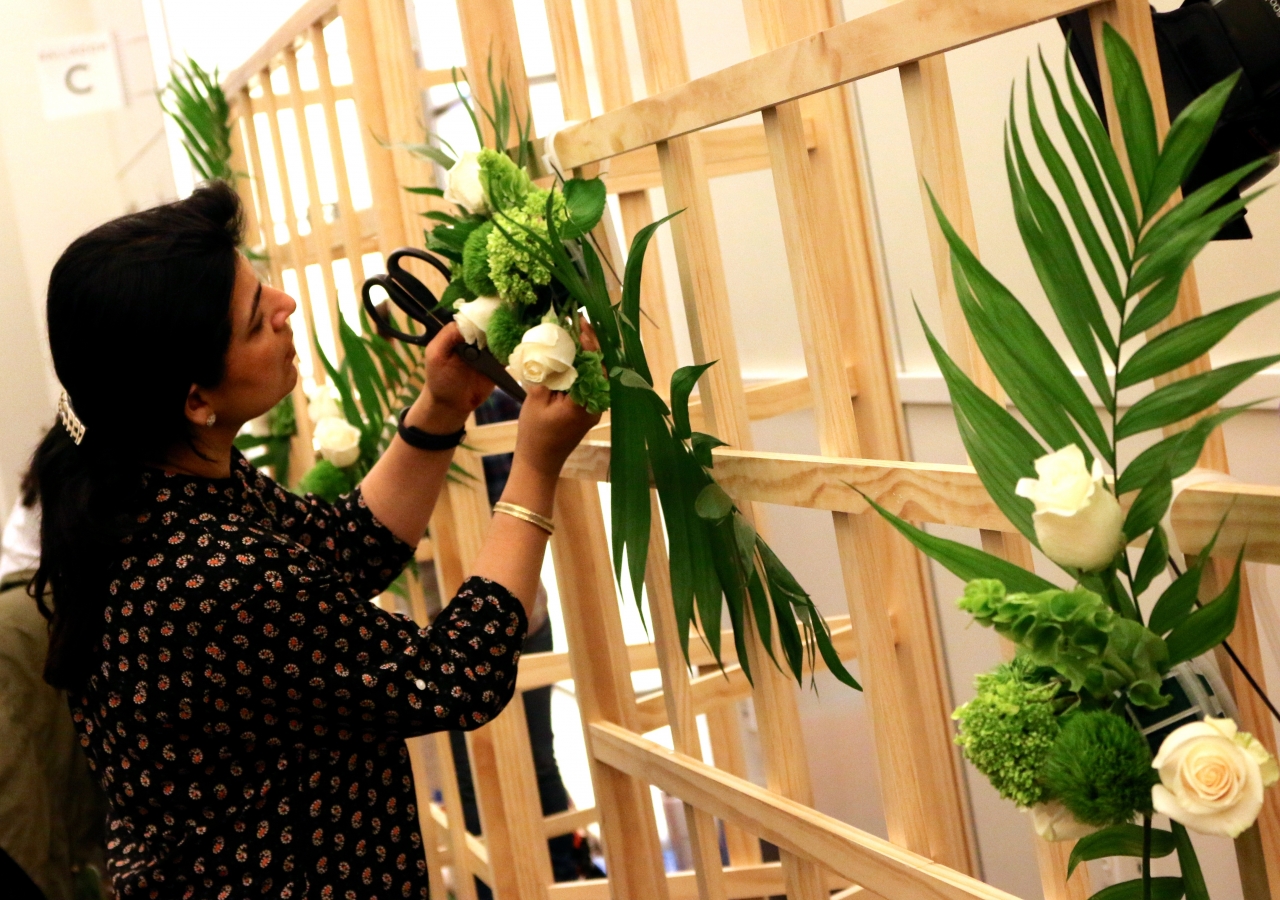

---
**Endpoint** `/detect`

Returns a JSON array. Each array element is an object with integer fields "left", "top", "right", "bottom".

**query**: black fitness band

[{"left": 397, "top": 407, "right": 466, "bottom": 451}]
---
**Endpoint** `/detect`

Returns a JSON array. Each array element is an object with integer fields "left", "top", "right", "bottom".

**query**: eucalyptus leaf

[
  {"left": 1116, "top": 355, "right": 1280, "bottom": 439},
  {"left": 1067, "top": 823, "right": 1176, "bottom": 878}
]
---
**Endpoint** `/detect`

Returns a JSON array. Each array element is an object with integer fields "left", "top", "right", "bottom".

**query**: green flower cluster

[
  {"left": 462, "top": 221, "right": 497, "bottom": 297},
  {"left": 477, "top": 148, "right": 532, "bottom": 211},
  {"left": 569, "top": 351, "right": 610, "bottom": 414},
  {"left": 953, "top": 656, "right": 1060, "bottom": 807},
  {"left": 297, "top": 459, "right": 352, "bottom": 504},
  {"left": 1045, "top": 711, "right": 1156, "bottom": 826},
  {"left": 959, "top": 580, "right": 1169, "bottom": 709},
  {"left": 485, "top": 191, "right": 566, "bottom": 306},
  {"left": 485, "top": 303, "right": 527, "bottom": 365}
]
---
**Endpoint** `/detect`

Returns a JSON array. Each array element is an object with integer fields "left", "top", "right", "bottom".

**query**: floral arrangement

[
  {"left": 401, "top": 72, "right": 858, "bottom": 689},
  {"left": 864, "top": 27, "right": 1279, "bottom": 897}
]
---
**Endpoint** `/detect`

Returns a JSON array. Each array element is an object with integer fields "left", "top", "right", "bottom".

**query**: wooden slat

[
  {"left": 542, "top": 806, "right": 597, "bottom": 838},
  {"left": 222, "top": 0, "right": 335, "bottom": 96},
  {"left": 553, "top": 0, "right": 1095, "bottom": 169},
  {"left": 244, "top": 82, "right": 354, "bottom": 117},
  {"left": 428, "top": 799, "right": 493, "bottom": 886},
  {"left": 605, "top": 120, "right": 817, "bottom": 194},
  {"left": 590, "top": 722, "right": 1020, "bottom": 900},
  {"left": 546, "top": 863, "right": 851, "bottom": 900}
]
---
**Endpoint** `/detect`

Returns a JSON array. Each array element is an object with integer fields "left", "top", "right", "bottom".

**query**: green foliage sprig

[{"left": 161, "top": 58, "right": 234, "bottom": 184}]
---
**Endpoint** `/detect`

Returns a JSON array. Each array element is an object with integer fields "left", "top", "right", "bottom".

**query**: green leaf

[
  {"left": 1030, "top": 54, "right": 1125, "bottom": 306},
  {"left": 1150, "top": 564, "right": 1204, "bottom": 637},
  {"left": 1091, "top": 877, "right": 1184, "bottom": 900},
  {"left": 311, "top": 333, "right": 362, "bottom": 427},
  {"left": 620, "top": 211, "right": 680, "bottom": 383},
  {"left": 613, "top": 367, "right": 655, "bottom": 392},
  {"left": 671, "top": 362, "right": 716, "bottom": 440},
  {"left": 1102, "top": 24, "right": 1159, "bottom": 211},
  {"left": 857, "top": 490, "right": 1057, "bottom": 594},
  {"left": 1166, "top": 548, "right": 1242, "bottom": 665},
  {"left": 561, "top": 177, "right": 608, "bottom": 239},
  {"left": 1116, "top": 355, "right": 1280, "bottom": 439},
  {"left": 406, "top": 141, "right": 456, "bottom": 169},
  {"left": 337, "top": 317, "right": 386, "bottom": 427},
  {"left": 645, "top": 403, "right": 695, "bottom": 661},
  {"left": 1132, "top": 524, "right": 1169, "bottom": 599},
  {"left": 917, "top": 306, "right": 1043, "bottom": 544},
  {"left": 1117, "top": 405, "right": 1253, "bottom": 495},
  {"left": 404, "top": 185, "right": 445, "bottom": 197},
  {"left": 1124, "top": 467, "right": 1173, "bottom": 541},
  {"left": 1065, "top": 38, "right": 1138, "bottom": 236},
  {"left": 609, "top": 384, "right": 651, "bottom": 611},
  {"left": 1145, "top": 72, "right": 1240, "bottom": 219},
  {"left": 695, "top": 483, "right": 734, "bottom": 521},
  {"left": 1118, "top": 291, "right": 1280, "bottom": 389},
  {"left": 1067, "top": 824, "right": 1176, "bottom": 878},
  {"left": 691, "top": 432, "right": 727, "bottom": 469},
  {"left": 1135, "top": 159, "right": 1271, "bottom": 260},
  {"left": 1171, "top": 822, "right": 1209, "bottom": 900}
]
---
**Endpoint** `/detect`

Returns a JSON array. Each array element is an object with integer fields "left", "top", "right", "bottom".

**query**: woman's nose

[{"left": 271, "top": 292, "right": 298, "bottom": 329}]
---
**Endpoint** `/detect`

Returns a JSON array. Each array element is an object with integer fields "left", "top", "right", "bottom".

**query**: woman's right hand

[{"left": 512, "top": 384, "right": 602, "bottom": 478}]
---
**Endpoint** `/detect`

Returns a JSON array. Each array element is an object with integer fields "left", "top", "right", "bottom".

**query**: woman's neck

[{"left": 157, "top": 425, "right": 240, "bottom": 479}]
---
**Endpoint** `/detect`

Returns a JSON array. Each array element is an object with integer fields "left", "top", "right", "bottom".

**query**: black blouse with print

[{"left": 69, "top": 453, "right": 528, "bottom": 900}]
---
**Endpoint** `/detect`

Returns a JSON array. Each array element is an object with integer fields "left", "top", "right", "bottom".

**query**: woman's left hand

[{"left": 418, "top": 322, "right": 496, "bottom": 430}]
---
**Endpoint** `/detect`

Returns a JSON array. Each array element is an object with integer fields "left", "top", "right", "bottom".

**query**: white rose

[
  {"left": 313, "top": 416, "right": 362, "bottom": 468},
  {"left": 1152, "top": 716, "right": 1279, "bottom": 838},
  {"left": 506, "top": 322, "right": 578, "bottom": 392},
  {"left": 1026, "top": 800, "right": 1102, "bottom": 842},
  {"left": 308, "top": 385, "right": 343, "bottom": 425},
  {"left": 443, "top": 150, "right": 489, "bottom": 215},
  {"left": 455, "top": 296, "right": 502, "bottom": 349},
  {"left": 1015, "top": 444, "right": 1124, "bottom": 572}
]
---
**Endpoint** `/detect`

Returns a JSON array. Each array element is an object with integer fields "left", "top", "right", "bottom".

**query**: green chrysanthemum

[
  {"left": 485, "top": 303, "right": 526, "bottom": 365},
  {"left": 953, "top": 656, "right": 1061, "bottom": 807},
  {"left": 462, "top": 221, "right": 497, "bottom": 297},
  {"left": 569, "top": 350, "right": 610, "bottom": 414},
  {"left": 297, "top": 459, "right": 353, "bottom": 504},
  {"left": 1044, "top": 711, "right": 1156, "bottom": 827}
]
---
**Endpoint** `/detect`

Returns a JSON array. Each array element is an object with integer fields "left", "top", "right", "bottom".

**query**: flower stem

[{"left": 1142, "top": 813, "right": 1153, "bottom": 900}]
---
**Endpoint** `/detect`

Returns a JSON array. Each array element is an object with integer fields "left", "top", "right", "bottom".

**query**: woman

[{"left": 28, "top": 181, "right": 599, "bottom": 900}]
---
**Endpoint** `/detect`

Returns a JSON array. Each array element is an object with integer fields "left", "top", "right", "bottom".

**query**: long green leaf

[
  {"left": 1031, "top": 53, "right": 1125, "bottom": 305},
  {"left": 1065, "top": 38, "right": 1139, "bottom": 236},
  {"left": 1102, "top": 24, "right": 1159, "bottom": 211},
  {"left": 1119, "top": 291, "right": 1280, "bottom": 388},
  {"left": 1124, "top": 467, "right": 1173, "bottom": 541},
  {"left": 1132, "top": 523, "right": 1169, "bottom": 598},
  {"left": 858, "top": 491, "right": 1057, "bottom": 593},
  {"left": 1116, "top": 355, "right": 1280, "bottom": 439},
  {"left": 671, "top": 362, "right": 716, "bottom": 440},
  {"left": 1171, "top": 823, "right": 1209, "bottom": 900},
  {"left": 1126, "top": 193, "right": 1258, "bottom": 306},
  {"left": 338, "top": 317, "right": 386, "bottom": 427},
  {"left": 1166, "top": 548, "right": 1242, "bottom": 665},
  {"left": 646, "top": 403, "right": 695, "bottom": 662},
  {"left": 1090, "top": 877, "right": 1184, "bottom": 900},
  {"left": 1145, "top": 72, "right": 1239, "bottom": 219},
  {"left": 1135, "top": 159, "right": 1271, "bottom": 260},
  {"left": 610, "top": 382, "right": 651, "bottom": 611},
  {"left": 1149, "top": 566, "right": 1203, "bottom": 637},
  {"left": 1067, "top": 824, "right": 1176, "bottom": 878}
]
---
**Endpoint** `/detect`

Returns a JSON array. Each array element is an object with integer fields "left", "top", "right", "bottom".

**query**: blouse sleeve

[
  {"left": 236, "top": 454, "right": 414, "bottom": 600},
  {"left": 188, "top": 534, "right": 528, "bottom": 739}
]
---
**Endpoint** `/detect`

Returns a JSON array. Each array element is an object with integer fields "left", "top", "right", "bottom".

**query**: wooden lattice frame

[{"left": 220, "top": 2, "right": 1280, "bottom": 898}]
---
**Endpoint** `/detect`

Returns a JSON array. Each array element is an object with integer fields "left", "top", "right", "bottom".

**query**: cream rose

[
  {"left": 506, "top": 322, "right": 578, "bottom": 391},
  {"left": 1152, "top": 716, "right": 1279, "bottom": 838},
  {"left": 454, "top": 296, "right": 502, "bottom": 349},
  {"left": 314, "top": 416, "right": 362, "bottom": 468},
  {"left": 308, "top": 385, "right": 343, "bottom": 425},
  {"left": 1015, "top": 445, "right": 1124, "bottom": 571},
  {"left": 1026, "top": 800, "right": 1102, "bottom": 842},
  {"left": 443, "top": 151, "right": 489, "bottom": 215}
]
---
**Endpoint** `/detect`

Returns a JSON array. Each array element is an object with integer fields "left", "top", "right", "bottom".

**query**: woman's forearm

[
  {"left": 359, "top": 392, "right": 467, "bottom": 546},
  {"left": 469, "top": 459, "right": 558, "bottom": 616}
]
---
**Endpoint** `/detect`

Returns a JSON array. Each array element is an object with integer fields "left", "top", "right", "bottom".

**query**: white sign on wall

[{"left": 36, "top": 32, "right": 125, "bottom": 120}]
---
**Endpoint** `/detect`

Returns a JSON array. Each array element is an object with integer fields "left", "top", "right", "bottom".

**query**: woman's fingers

[{"left": 578, "top": 316, "right": 600, "bottom": 353}]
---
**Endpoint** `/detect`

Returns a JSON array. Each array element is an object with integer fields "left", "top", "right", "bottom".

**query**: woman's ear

[{"left": 184, "top": 384, "right": 216, "bottom": 427}]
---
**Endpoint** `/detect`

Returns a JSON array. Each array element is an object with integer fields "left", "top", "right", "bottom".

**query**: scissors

[{"left": 362, "top": 247, "right": 526, "bottom": 402}]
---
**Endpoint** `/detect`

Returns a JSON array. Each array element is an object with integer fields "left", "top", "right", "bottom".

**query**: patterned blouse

[{"left": 69, "top": 453, "right": 527, "bottom": 900}]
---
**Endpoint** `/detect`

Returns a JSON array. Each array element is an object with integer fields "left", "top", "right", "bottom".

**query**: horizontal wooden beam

[
  {"left": 589, "top": 722, "right": 1018, "bottom": 900},
  {"left": 241, "top": 83, "right": 356, "bottom": 118},
  {"left": 560, "top": 443, "right": 1280, "bottom": 565},
  {"left": 545, "top": 862, "right": 853, "bottom": 900},
  {"left": 552, "top": 0, "right": 1094, "bottom": 169},
  {"left": 223, "top": 0, "right": 337, "bottom": 97},
  {"left": 542, "top": 806, "right": 598, "bottom": 838},
  {"left": 606, "top": 119, "right": 817, "bottom": 194}
]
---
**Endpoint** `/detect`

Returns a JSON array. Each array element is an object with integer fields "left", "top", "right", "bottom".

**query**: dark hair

[{"left": 29, "top": 181, "right": 244, "bottom": 690}]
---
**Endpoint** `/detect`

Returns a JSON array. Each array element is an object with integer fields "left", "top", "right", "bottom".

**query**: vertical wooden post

[
  {"left": 1089, "top": 4, "right": 1278, "bottom": 897},
  {"left": 898, "top": 50, "right": 1090, "bottom": 900},
  {"left": 457, "top": 0, "right": 533, "bottom": 145},
  {"left": 551, "top": 478, "right": 672, "bottom": 900}
]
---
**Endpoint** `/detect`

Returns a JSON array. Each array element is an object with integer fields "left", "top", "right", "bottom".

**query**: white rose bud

[
  {"left": 443, "top": 150, "right": 489, "bottom": 215},
  {"left": 1152, "top": 716, "right": 1279, "bottom": 839},
  {"left": 506, "top": 322, "right": 578, "bottom": 392},
  {"left": 1026, "top": 800, "right": 1102, "bottom": 842},
  {"left": 313, "top": 417, "right": 362, "bottom": 469},
  {"left": 454, "top": 296, "right": 502, "bottom": 349},
  {"left": 1015, "top": 444, "right": 1124, "bottom": 572},
  {"left": 308, "top": 385, "right": 343, "bottom": 425}
]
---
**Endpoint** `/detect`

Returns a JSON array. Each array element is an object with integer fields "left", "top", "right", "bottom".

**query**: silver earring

[{"left": 205, "top": 413, "right": 217, "bottom": 427}]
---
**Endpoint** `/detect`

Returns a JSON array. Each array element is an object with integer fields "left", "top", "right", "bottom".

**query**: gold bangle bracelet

[{"left": 493, "top": 502, "right": 555, "bottom": 536}]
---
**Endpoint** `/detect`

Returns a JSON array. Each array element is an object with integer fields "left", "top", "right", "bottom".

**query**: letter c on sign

[{"left": 65, "top": 63, "right": 92, "bottom": 95}]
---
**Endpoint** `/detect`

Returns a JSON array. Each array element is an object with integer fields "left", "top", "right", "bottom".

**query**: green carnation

[
  {"left": 953, "top": 656, "right": 1060, "bottom": 807},
  {"left": 487, "top": 208, "right": 552, "bottom": 306},
  {"left": 478, "top": 148, "right": 531, "bottom": 211},
  {"left": 297, "top": 459, "right": 353, "bottom": 504},
  {"left": 569, "top": 351, "right": 610, "bottom": 415},
  {"left": 462, "top": 221, "right": 497, "bottom": 297},
  {"left": 1044, "top": 711, "right": 1156, "bottom": 827},
  {"left": 485, "top": 303, "right": 526, "bottom": 365}
]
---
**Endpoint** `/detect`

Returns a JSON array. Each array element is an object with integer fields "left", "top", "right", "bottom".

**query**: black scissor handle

[{"left": 362, "top": 276, "right": 434, "bottom": 346}]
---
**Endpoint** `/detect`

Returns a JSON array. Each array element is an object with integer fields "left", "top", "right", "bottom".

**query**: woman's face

[{"left": 200, "top": 255, "right": 298, "bottom": 425}]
